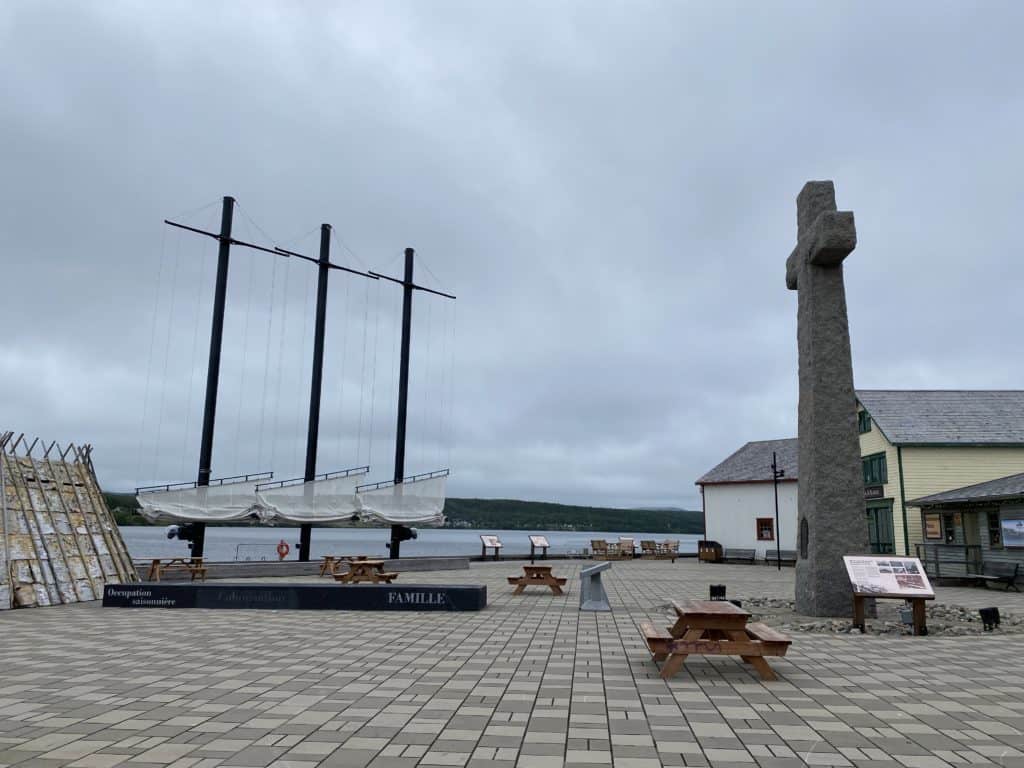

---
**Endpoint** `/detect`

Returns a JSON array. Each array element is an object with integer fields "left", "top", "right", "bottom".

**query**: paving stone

[{"left": 0, "top": 561, "right": 1022, "bottom": 768}]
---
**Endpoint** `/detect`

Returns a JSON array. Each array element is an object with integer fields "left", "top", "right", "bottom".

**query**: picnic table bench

[
  {"left": 333, "top": 558, "right": 399, "bottom": 584},
  {"left": 508, "top": 565, "right": 567, "bottom": 595},
  {"left": 974, "top": 561, "right": 1020, "bottom": 591},
  {"left": 639, "top": 599, "right": 791, "bottom": 681},
  {"left": 319, "top": 555, "right": 346, "bottom": 577},
  {"left": 145, "top": 557, "right": 207, "bottom": 582},
  {"left": 723, "top": 548, "right": 756, "bottom": 564}
]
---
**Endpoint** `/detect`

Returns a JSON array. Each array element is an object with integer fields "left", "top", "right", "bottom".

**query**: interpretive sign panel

[
  {"left": 530, "top": 536, "right": 550, "bottom": 548},
  {"left": 480, "top": 535, "right": 502, "bottom": 548},
  {"left": 843, "top": 556, "right": 934, "bottom": 597},
  {"left": 103, "top": 582, "right": 487, "bottom": 611}
]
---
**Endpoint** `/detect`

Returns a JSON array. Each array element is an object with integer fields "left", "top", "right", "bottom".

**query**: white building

[{"left": 696, "top": 438, "right": 798, "bottom": 559}]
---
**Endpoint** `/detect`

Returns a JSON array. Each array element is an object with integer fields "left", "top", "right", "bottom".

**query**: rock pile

[{"left": 740, "top": 596, "right": 1023, "bottom": 636}]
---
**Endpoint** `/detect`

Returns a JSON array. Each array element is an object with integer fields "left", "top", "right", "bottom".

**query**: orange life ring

[{"left": 276, "top": 540, "right": 290, "bottom": 560}]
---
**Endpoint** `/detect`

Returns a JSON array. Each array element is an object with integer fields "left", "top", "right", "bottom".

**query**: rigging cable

[
  {"left": 136, "top": 223, "right": 168, "bottom": 485},
  {"left": 256, "top": 255, "right": 279, "bottom": 473},
  {"left": 367, "top": 278, "right": 382, "bottom": 468},
  {"left": 232, "top": 218, "right": 257, "bottom": 475},
  {"left": 420, "top": 300, "right": 433, "bottom": 472},
  {"left": 446, "top": 299, "right": 457, "bottom": 469},
  {"left": 389, "top": 291, "right": 399, "bottom": 474},
  {"left": 437, "top": 299, "right": 449, "bottom": 471},
  {"left": 152, "top": 223, "right": 183, "bottom": 481},
  {"left": 271, "top": 257, "right": 293, "bottom": 473},
  {"left": 355, "top": 278, "right": 370, "bottom": 468},
  {"left": 180, "top": 234, "right": 209, "bottom": 479},
  {"left": 293, "top": 261, "right": 314, "bottom": 473},
  {"left": 334, "top": 276, "right": 351, "bottom": 468}
]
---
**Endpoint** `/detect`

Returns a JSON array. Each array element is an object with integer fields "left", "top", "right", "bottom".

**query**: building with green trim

[
  {"left": 856, "top": 390, "right": 1024, "bottom": 557},
  {"left": 699, "top": 391, "right": 1024, "bottom": 563}
]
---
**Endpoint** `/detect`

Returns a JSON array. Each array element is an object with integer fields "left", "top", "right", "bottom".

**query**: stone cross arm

[{"left": 785, "top": 181, "right": 857, "bottom": 290}]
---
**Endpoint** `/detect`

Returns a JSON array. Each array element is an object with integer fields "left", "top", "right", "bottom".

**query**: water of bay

[{"left": 118, "top": 525, "right": 701, "bottom": 561}]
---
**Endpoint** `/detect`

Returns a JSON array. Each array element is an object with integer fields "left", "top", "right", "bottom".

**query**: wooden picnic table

[
  {"left": 508, "top": 565, "right": 567, "bottom": 595},
  {"left": 639, "top": 599, "right": 791, "bottom": 681},
  {"left": 319, "top": 555, "right": 358, "bottom": 577},
  {"left": 333, "top": 558, "right": 398, "bottom": 584},
  {"left": 145, "top": 557, "right": 207, "bottom": 582}
]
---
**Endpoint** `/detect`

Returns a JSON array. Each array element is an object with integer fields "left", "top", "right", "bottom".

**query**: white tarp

[
  {"left": 137, "top": 480, "right": 264, "bottom": 523},
  {"left": 356, "top": 474, "right": 447, "bottom": 526},
  {"left": 137, "top": 470, "right": 446, "bottom": 527},
  {"left": 252, "top": 470, "right": 367, "bottom": 524}
]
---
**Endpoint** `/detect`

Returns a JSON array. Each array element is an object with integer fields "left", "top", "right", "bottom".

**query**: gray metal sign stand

[{"left": 579, "top": 561, "right": 611, "bottom": 612}]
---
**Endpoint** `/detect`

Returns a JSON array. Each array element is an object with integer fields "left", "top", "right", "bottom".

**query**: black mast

[
  {"left": 192, "top": 196, "right": 235, "bottom": 558},
  {"left": 388, "top": 248, "right": 415, "bottom": 558},
  {"left": 369, "top": 248, "right": 456, "bottom": 559},
  {"left": 298, "top": 224, "right": 332, "bottom": 561},
  {"left": 163, "top": 203, "right": 376, "bottom": 561}
]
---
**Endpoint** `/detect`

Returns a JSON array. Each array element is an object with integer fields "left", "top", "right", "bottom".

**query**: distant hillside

[
  {"left": 103, "top": 491, "right": 703, "bottom": 534},
  {"left": 443, "top": 498, "right": 703, "bottom": 533}
]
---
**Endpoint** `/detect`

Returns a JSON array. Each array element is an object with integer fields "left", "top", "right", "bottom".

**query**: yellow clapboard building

[{"left": 856, "top": 390, "right": 1024, "bottom": 560}]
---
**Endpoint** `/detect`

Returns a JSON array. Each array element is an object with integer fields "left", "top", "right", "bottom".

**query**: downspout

[
  {"left": 897, "top": 446, "right": 910, "bottom": 556},
  {"left": 700, "top": 484, "right": 706, "bottom": 539}
]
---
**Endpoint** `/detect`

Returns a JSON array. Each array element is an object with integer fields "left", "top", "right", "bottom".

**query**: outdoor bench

[
  {"left": 764, "top": 549, "right": 798, "bottom": 567},
  {"left": 974, "top": 561, "right": 1020, "bottom": 592},
  {"left": 723, "top": 548, "right": 756, "bottom": 564}
]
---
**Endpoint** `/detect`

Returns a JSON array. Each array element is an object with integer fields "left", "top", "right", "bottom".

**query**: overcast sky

[{"left": 3, "top": 2, "right": 1023, "bottom": 510}]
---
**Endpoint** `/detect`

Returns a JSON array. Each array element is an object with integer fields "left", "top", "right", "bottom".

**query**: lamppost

[{"left": 771, "top": 451, "right": 785, "bottom": 571}]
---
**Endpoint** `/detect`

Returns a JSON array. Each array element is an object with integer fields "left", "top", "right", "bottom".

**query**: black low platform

[{"left": 103, "top": 582, "right": 487, "bottom": 611}]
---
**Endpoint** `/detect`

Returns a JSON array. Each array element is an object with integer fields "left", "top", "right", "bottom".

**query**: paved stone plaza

[{"left": 1, "top": 560, "right": 1023, "bottom": 768}]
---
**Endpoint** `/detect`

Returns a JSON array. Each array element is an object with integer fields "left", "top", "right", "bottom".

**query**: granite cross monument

[{"left": 786, "top": 180, "right": 869, "bottom": 617}]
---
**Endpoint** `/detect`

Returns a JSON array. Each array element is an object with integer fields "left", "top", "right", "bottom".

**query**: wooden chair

[
  {"left": 659, "top": 540, "right": 679, "bottom": 563},
  {"left": 617, "top": 537, "right": 636, "bottom": 559}
]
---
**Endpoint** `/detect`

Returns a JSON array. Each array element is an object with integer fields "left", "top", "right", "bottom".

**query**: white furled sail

[
  {"left": 252, "top": 467, "right": 368, "bottom": 524},
  {"left": 355, "top": 471, "right": 447, "bottom": 527},
  {"left": 136, "top": 474, "right": 270, "bottom": 523}
]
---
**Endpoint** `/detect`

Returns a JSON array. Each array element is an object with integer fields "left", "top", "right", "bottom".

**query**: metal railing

[
  {"left": 915, "top": 543, "right": 983, "bottom": 578},
  {"left": 136, "top": 471, "right": 273, "bottom": 494},
  {"left": 254, "top": 466, "right": 369, "bottom": 492},
  {"left": 356, "top": 468, "right": 449, "bottom": 493}
]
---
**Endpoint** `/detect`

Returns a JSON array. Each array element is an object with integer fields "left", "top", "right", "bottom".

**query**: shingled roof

[
  {"left": 856, "top": 390, "right": 1024, "bottom": 446},
  {"left": 696, "top": 438, "right": 798, "bottom": 485},
  {"left": 907, "top": 471, "right": 1024, "bottom": 507}
]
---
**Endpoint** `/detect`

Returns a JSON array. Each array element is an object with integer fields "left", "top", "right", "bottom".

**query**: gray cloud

[{"left": 2, "top": 1, "right": 1023, "bottom": 510}]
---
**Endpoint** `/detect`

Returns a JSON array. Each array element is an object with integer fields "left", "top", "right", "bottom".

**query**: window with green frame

[
  {"left": 858, "top": 410, "right": 871, "bottom": 434},
  {"left": 862, "top": 452, "right": 888, "bottom": 485}
]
